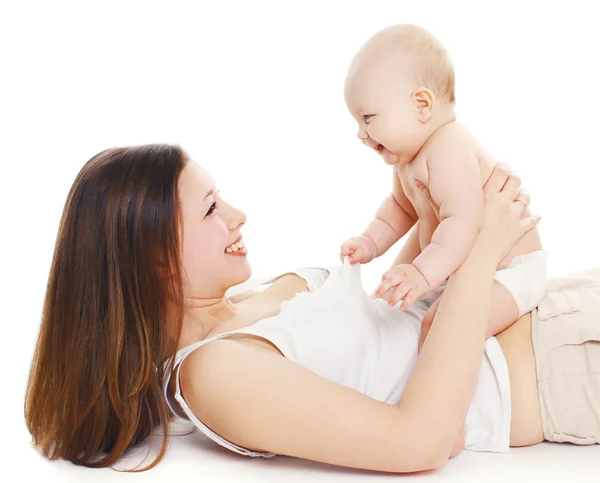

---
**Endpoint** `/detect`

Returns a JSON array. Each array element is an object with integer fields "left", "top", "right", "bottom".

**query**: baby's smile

[{"left": 363, "top": 138, "right": 385, "bottom": 154}]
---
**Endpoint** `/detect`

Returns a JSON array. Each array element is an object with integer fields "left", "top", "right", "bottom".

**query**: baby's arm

[
  {"left": 389, "top": 222, "right": 421, "bottom": 267},
  {"left": 375, "top": 223, "right": 422, "bottom": 302},
  {"left": 412, "top": 151, "right": 483, "bottom": 291},
  {"left": 363, "top": 171, "right": 417, "bottom": 257}
]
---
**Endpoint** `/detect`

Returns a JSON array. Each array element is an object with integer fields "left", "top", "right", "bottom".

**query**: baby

[{"left": 340, "top": 24, "right": 547, "bottom": 346}]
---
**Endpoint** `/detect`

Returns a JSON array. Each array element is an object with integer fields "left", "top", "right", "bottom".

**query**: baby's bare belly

[{"left": 495, "top": 312, "right": 545, "bottom": 446}]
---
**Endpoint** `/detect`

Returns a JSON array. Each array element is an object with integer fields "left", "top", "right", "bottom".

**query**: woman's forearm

[{"left": 396, "top": 238, "right": 497, "bottom": 464}]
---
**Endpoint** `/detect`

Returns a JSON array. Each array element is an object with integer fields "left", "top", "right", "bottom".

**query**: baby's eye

[{"left": 362, "top": 114, "right": 374, "bottom": 123}]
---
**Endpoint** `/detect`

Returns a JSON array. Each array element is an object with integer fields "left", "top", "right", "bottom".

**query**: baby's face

[{"left": 345, "top": 62, "right": 430, "bottom": 165}]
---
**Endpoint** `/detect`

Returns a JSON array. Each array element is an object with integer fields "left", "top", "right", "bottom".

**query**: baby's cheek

[
  {"left": 377, "top": 128, "right": 399, "bottom": 151},
  {"left": 373, "top": 124, "right": 387, "bottom": 141}
]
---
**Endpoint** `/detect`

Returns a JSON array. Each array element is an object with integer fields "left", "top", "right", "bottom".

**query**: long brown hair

[{"left": 25, "top": 144, "right": 189, "bottom": 470}]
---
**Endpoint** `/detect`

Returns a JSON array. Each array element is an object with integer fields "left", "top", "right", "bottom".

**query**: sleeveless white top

[{"left": 161, "top": 258, "right": 511, "bottom": 457}]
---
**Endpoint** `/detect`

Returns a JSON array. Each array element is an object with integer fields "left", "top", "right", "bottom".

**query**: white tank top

[{"left": 161, "top": 258, "right": 511, "bottom": 457}]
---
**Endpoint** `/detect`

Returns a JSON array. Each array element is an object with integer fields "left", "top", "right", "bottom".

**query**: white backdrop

[{"left": 2, "top": 1, "right": 599, "bottom": 481}]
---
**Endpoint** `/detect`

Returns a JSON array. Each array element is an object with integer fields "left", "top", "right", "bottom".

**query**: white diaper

[{"left": 415, "top": 250, "right": 549, "bottom": 317}]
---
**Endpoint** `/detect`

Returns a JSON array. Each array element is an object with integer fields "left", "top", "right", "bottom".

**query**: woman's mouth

[{"left": 225, "top": 239, "right": 246, "bottom": 254}]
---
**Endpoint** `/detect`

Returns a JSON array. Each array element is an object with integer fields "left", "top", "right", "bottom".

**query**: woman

[{"left": 25, "top": 144, "right": 599, "bottom": 472}]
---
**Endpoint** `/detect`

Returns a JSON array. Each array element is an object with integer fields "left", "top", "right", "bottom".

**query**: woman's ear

[{"left": 413, "top": 87, "right": 435, "bottom": 123}]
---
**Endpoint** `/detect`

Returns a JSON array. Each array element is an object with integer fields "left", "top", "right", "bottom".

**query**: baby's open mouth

[{"left": 375, "top": 144, "right": 384, "bottom": 153}]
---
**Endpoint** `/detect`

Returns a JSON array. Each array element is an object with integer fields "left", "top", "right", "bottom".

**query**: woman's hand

[{"left": 477, "top": 163, "right": 541, "bottom": 262}]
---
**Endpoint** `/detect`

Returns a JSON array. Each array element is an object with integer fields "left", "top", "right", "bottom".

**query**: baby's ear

[{"left": 412, "top": 87, "right": 434, "bottom": 123}]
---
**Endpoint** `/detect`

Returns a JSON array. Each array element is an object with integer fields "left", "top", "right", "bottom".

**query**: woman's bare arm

[
  {"left": 182, "top": 338, "right": 443, "bottom": 472},
  {"left": 181, "top": 239, "right": 496, "bottom": 472},
  {"left": 180, "top": 166, "right": 536, "bottom": 472}
]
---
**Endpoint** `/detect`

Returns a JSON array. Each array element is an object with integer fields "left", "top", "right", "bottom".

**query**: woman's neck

[{"left": 177, "top": 295, "right": 242, "bottom": 349}]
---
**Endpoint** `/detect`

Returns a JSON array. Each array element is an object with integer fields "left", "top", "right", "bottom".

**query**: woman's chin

[{"left": 227, "top": 254, "right": 252, "bottom": 283}]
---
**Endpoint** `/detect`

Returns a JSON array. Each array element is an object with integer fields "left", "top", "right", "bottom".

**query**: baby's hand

[
  {"left": 340, "top": 236, "right": 378, "bottom": 264},
  {"left": 373, "top": 264, "right": 430, "bottom": 310}
]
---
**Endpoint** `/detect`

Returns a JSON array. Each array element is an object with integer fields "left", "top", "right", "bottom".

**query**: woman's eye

[{"left": 206, "top": 202, "right": 217, "bottom": 217}]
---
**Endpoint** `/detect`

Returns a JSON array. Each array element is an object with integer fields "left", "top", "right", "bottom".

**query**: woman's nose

[{"left": 223, "top": 202, "right": 246, "bottom": 231}]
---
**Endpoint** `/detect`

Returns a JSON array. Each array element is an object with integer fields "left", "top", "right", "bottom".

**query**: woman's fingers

[
  {"left": 478, "top": 165, "right": 537, "bottom": 260},
  {"left": 484, "top": 163, "right": 528, "bottom": 211},
  {"left": 516, "top": 189, "right": 530, "bottom": 206},
  {"left": 520, "top": 212, "right": 541, "bottom": 235},
  {"left": 483, "top": 162, "right": 510, "bottom": 202},
  {"left": 512, "top": 189, "right": 530, "bottom": 216},
  {"left": 499, "top": 171, "right": 522, "bottom": 201}
]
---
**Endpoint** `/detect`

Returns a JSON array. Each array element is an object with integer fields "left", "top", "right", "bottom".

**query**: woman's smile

[{"left": 225, "top": 237, "right": 247, "bottom": 255}]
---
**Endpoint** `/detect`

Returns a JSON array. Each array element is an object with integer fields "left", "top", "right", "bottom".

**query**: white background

[{"left": 2, "top": 0, "right": 599, "bottom": 481}]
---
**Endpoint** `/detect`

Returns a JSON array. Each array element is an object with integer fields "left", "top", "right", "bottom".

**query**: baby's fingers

[
  {"left": 399, "top": 289, "right": 418, "bottom": 310},
  {"left": 340, "top": 244, "right": 354, "bottom": 256},
  {"left": 340, "top": 244, "right": 355, "bottom": 263},
  {"left": 388, "top": 283, "right": 411, "bottom": 308},
  {"left": 350, "top": 246, "right": 368, "bottom": 264},
  {"left": 374, "top": 275, "right": 400, "bottom": 298},
  {"left": 373, "top": 281, "right": 390, "bottom": 299},
  {"left": 376, "top": 269, "right": 407, "bottom": 298}
]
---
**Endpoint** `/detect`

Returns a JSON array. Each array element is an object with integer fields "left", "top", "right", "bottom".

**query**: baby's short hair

[{"left": 368, "top": 24, "right": 456, "bottom": 103}]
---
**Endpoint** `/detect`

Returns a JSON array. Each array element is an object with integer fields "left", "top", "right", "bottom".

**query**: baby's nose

[{"left": 357, "top": 126, "right": 369, "bottom": 141}]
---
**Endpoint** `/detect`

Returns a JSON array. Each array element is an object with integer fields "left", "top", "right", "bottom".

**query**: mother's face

[{"left": 178, "top": 160, "right": 250, "bottom": 298}]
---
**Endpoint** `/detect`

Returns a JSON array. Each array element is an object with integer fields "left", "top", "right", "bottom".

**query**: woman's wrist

[{"left": 457, "top": 236, "right": 502, "bottom": 278}]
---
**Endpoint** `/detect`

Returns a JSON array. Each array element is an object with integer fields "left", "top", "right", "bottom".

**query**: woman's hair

[{"left": 25, "top": 144, "right": 189, "bottom": 471}]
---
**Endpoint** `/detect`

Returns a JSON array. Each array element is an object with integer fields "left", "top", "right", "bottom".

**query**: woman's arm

[
  {"left": 181, "top": 165, "right": 537, "bottom": 473},
  {"left": 182, "top": 243, "right": 494, "bottom": 472},
  {"left": 399, "top": 235, "right": 497, "bottom": 456},
  {"left": 182, "top": 338, "right": 444, "bottom": 472}
]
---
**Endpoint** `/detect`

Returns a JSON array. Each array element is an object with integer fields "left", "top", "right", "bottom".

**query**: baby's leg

[{"left": 419, "top": 281, "right": 519, "bottom": 351}]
